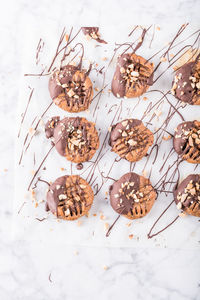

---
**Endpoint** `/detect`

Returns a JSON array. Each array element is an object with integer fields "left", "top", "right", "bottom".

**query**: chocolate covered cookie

[
  {"left": 45, "top": 116, "right": 99, "bottom": 163},
  {"left": 173, "top": 120, "right": 200, "bottom": 164},
  {"left": 111, "top": 53, "right": 154, "bottom": 98},
  {"left": 109, "top": 172, "right": 157, "bottom": 219},
  {"left": 49, "top": 65, "right": 93, "bottom": 112},
  {"left": 171, "top": 59, "right": 200, "bottom": 105},
  {"left": 109, "top": 119, "right": 154, "bottom": 162},
  {"left": 174, "top": 174, "right": 200, "bottom": 217},
  {"left": 46, "top": 175, "right": 94, "bottom": 220}
]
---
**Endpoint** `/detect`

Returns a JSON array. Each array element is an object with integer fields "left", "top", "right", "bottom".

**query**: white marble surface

[{"left": 1, "top": 0, "right": 200, "bottom": 299}]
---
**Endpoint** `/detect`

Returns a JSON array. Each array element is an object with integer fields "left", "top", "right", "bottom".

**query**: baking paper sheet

[{"left": 14, "top": 20, "right": 200, "bottom": 248}]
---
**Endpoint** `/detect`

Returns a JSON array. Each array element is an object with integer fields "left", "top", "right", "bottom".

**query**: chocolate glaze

[
  {"left": 45, "top": 116, "right": 60, "bottom": 139},
  {"left": 172, "top": 61, "right": 200, "bottom": 104},
  {"left": 109, "top": 119, "right": 142, "bottom": 147},
  {"left": 174, "top": 174, "right": 200, "bottom": 212},
  {"left": 173, "top": 121, "right": 194, "bottom": 155},
  {"left": 46, "top": 175, "right": 68, "bottom": 215},
  {"left": 111, "top": 53, "right": 154, "bottom": 98},
  {"left": 45, "top": 116, "right": 99, "bottom": 162},
  {"left": 109, "top": 172, "right": 156, "bottom": 218},
  {"left": 81, "top": 27, "right": 107, "bottom": 44},
  {"left": 111, "top": 53, "right": 130, "bottom": 97},
  {"left": 46, "top": 175, "right": 94, "bottom": 219},
  {"left": 49, "top": 65, "right": 93, "bottom": 111},
  {"left": 173, "top": 120, "right": 200, "bottom": 163},
  {"left": 109, "top": 172, "right": 140, "bottom": 215}
]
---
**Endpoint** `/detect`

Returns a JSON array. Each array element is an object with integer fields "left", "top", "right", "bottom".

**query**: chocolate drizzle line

[
  {"left": 132, "top": 27, "right": 150, "bottom": 53},
  {"left": 36, "top": 38, "right": 44, "bottom": 65},
  {"left": 19, "top": 116, "right": 37, "bottom": 165},
  {"left": 17, "top": 201, "right": 26, "bottom": 215},
  {"left": 149, "top": 25, "right": 155, "bottom": 49},
  {"left": 27, "top": 144, "right": 55, "bottom": 191},
  {"left": 86, "top": 101, "right": 123, "bottom": 185},
  {"left": 18, "top": 88, "right": 34, "bottom": 138},
  {"left": 107, "top": 26, "right": 151, "bottom": 69},
  {"left": 152, "top": 35, "right": 199, "bottom": 84},
  {"left": 38, "top": 177, "right": 50, "bottom": 186},
  {"left": 47, "top": 27, "right": 81, "bottom": 72},
  {"left": 35, "top": 217, "right": 46, "bottom": 222},
  {"left": 106, "top": 215, "right": 121, "bottom": 237},
  {"left": 145, "top": 24, "right": 200, "bottom": 86},
  {"left": 122, "top": 26, "right": 152, "bottom": 56},
  {"left": 24, "top": 103, "right": 53, "bottom": 153},
  {"left": 128, "top": 26, "right": 139, "bottom": 37},
  {"left": 19, "top": 102, "right": 53, "bottom": 165},
  {"left": 147, "top": 200, "right": 179, "bottom": 239}
]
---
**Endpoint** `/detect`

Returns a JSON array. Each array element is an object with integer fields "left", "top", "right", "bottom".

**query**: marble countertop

[{"left": 1, "top": 0, "right": 200, "bottom": 299}]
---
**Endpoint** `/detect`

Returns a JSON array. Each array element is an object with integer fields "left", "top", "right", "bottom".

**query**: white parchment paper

[{"left": 14, "top": 20, "right": 200, "bottom": 248}]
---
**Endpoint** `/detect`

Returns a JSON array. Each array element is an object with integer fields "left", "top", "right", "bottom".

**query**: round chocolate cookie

[
  {"left": 45, "top": 116, "right": 99, "bottom": 163},
  {"left": 174, "top": 174, "right": 200, "bottom": 217},
  {"left": 171, "top": 59, "right": 200, "bottom": 105},
  {"left": 173, "top": 120, "right": 200, "bottom": 164},
  {"left": 49, "top": 65, "right": 93, "bottom": 112},
  {"left": 109, "top": 119, "right": 154, "bottom": 162},
  {"left": 109, "top": 172, "right": 157, "bottom": 219},
  {"left": 111, "top": 53, "right": 154, "bottom": 98},
  {"left": 46, "top": 175, "right": 94, "bottom": 220}
]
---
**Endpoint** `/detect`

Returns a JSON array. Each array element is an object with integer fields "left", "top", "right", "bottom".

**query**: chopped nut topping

[
  {"left": 188, "top": 136, "right": 194, "bottom": 147},
  {"left": 195, "top": 138, "right": 200, "bottom": 144},
  {"left": 59, "top": 194, "right": 67, "bottom": 200},
  {"left": 196, "top": 82, "right": 200, "bottom": 89},
  {"left": 128, "top": 139, "right": 137, "bottom": 146},
  {"left": 80, "top": 184, "right": 86, "bottom": 189},
  {"left": 177, "top": 202, "right": 182, "bottom": 210},
  {"left": 122, "top": 131, "right": 128, "bottom": 137},
  {"left": 64, "top": 208, "right": 70, "bottom": 216},
  {"left": 131, "top": 71, "right": 139, "bottom": 77}
]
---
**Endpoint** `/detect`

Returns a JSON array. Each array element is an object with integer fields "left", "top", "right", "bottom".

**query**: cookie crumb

[
  {"left": 126, "top": 222, "right": 132, "bottom": 227},
  {"left": 162, "top": 135, "right": 171, "bottom": 141},
  {"left": 104, "top": 222, "right": 109, "bottom": 230},
  {"left": 77, "top": 220, "right": 82, "bottom": 226},
  {"left": 160, "top": 57, "right": 167, "bottom": 62},
  {"left": 100, "top": 214, "right": 106, "bottom": 220}
]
